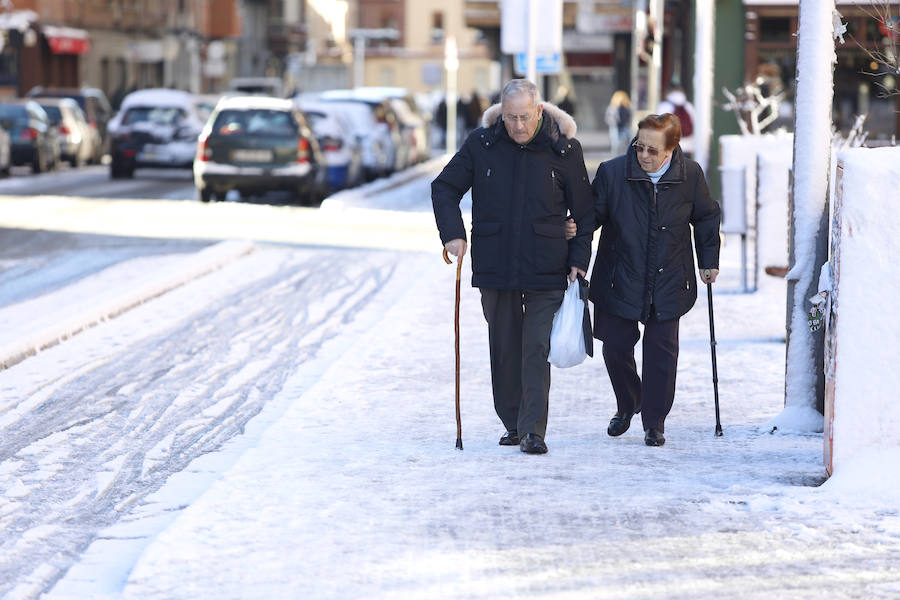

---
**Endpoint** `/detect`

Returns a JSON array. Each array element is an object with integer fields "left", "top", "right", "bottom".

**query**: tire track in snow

[{"left": 0, "top": 246, "right": 400, "bottom": 598}]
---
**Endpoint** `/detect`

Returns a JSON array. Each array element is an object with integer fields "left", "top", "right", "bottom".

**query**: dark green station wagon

[{"left": 193, "top": 96, "right": 327, "bottom": 204}]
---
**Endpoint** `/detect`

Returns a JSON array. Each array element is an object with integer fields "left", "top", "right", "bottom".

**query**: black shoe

[
  {"left": 519, "top": 433, "right": 548, "bottom": 454},
  {"left": 499, "top": 430, "right": 519, "bottom": 446},
  {"left": 607, "top": 412, "right": 633, "bottom": 437},
  {"left": 644, "top": 428, "right": 666, "bottom": 446}
]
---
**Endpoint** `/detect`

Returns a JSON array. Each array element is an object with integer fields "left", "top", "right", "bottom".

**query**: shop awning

[{"left": 43, "top": 25, "right": 91, "bottom": 55}]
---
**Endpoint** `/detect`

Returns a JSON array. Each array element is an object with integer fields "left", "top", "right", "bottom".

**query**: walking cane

[
  {"left": 705, "top": 270, "right": 724, "bottom": 437},
  {"left": 443, "top": 248, "right": 464, "bottom": 450}
]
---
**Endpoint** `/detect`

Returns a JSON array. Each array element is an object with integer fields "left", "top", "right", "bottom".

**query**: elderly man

[
  {"left": 432, "top": 79, "right": 593, "bottom": 454},
  {"left": 568, "top": 113, "right": 721, "bottom": 447}
]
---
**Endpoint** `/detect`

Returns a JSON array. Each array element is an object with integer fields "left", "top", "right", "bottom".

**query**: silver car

[{"left": 35, "top": 97, "right": 99, "bottom": 167}]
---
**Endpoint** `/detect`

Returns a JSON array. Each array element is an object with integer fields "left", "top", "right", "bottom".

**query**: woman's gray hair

[{"left": 500, "top": 79, "right": 542, "bottom": 107}]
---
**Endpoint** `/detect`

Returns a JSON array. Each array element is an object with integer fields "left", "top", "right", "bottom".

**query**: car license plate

[
  {"left": 140, "top": 145, "right": 161, "bottom": 162},
  {"left": 232, "top": 149, "right": 273, "bottom": 163}
]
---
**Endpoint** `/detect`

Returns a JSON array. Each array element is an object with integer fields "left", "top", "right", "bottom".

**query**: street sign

[
  {"left": 514, "top": 52, "right": 561, "bottom": 75},
  {"left": 501, "top": 0, "right": 562, "bottom": 55}
]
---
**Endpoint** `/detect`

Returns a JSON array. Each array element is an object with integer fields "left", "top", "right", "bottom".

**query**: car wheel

[
  {"left": 197, "top": 187, "right": 214, "bottom": 203},
  {"left": 32, "top": 150, "right": 44, "bottom": 174}
]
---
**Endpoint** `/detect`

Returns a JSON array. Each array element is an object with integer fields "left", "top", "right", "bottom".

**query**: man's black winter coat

[
  {"left": 432, "top": 103, "right": 593, "bottom": 291},
  {"left": 589, "top": 144, "right": 721, "bottom": 323}
]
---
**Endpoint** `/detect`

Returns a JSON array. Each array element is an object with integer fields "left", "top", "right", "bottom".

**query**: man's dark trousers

[
  {"left": 595, "top": 309, "right": 680, "bottom": 433},
  {"left": 480, "top": 289, "right": 564, "bottom": 438}
]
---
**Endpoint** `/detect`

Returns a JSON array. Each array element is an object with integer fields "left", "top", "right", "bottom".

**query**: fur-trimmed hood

[{"left": 481, "top": 101, "right": 577, "bottom": 140}]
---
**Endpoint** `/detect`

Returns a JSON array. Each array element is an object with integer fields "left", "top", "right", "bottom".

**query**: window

[
  {"left": 212, "top": 109, "right": 298, "bottom": 137},
  {"left": 431, "top": 12, "right": 444, "bottom": 44},
  {"left": 758, "top": 17, "right": 792, "bottom": 44}
]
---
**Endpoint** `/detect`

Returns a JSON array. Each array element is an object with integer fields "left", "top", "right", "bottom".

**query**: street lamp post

[{"left": 445, "top": 34, "right": 459, "bottom": 153}]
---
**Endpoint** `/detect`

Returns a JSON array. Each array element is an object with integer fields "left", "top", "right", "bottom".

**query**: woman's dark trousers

[{"left": 595, "top": 309, "right": 680, "bottom": 433}]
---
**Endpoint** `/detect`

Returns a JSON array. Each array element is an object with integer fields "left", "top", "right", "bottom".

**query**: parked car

[
  {"left": 295, "top": 100, "right": 364, "bottom": 192},
  {"left": 194, "top": 94, "right": 223, "bottom": 124},
  {"left": 227, "top": 77, "right": 284, "bottom": 98},
  {"left": 352, "top": 87, "right": 431, "bottom": 162},
  {"left": 0, "top": 100, "right": 59, "bottom": 173},
  {"left": 0, "top": 123, "right": 11, "bottom": 176},
  {"left": 194, "top": 95, "right": 326, "bottom": 204},
  {"left": 27, "top": 86, "right": 113, "bottom": 160},
  {"left": 311, "top": 100, "right": 393, "bottom": 181},
  {"left": 387, "top": 97, "right": 428, "bottom": 165},
  {"left": 317, "top": 90, "right": 409, "bottom": 173},
  {"left": 107, "top": 88, "right": 205, "bottom": 179},
  {"left": 34, "top": 97, "right": 98, "bottom": 167}
]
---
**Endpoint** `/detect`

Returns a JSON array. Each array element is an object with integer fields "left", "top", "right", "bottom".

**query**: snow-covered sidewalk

[{"left": 50, "top": 235, "right": 900, "bottom": 598}]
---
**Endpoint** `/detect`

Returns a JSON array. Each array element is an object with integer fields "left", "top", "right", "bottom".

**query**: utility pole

[
  {"left": 648, "top": 0, "right": 664, "bottom": 111},
  {"left": 693, "top": 0, "right": 715, "bottom": 174},
  {"left": 445, "top": 35, "right": 459, "bottom": 153},
  {"left": 526, "top": 0, "right": 537, "bottom": 84},
  {"left": 785, "top": 0, "right": 837, "bottom": 417}
]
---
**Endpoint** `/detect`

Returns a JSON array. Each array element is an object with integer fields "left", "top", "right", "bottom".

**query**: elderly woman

[{"left": 569, "top": 113, "right": 721, "bottom": 446}]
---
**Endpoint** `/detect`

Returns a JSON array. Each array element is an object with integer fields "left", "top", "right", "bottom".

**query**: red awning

[{"left": 43, "top": 25, "right": 91, "bottom": 55}]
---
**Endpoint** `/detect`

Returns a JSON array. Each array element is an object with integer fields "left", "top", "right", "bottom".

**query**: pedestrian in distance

[
  {"left": 658, "top": 85, "right": 696, "bottom": 156},
  {"left": 566, "top": 113, "right": 721, "bottom": 446},
  {"left": 432, "top": 78, "right": 594, "bottom": 455},
  {"left": 605, "top": 90, "right": 632, "bottom": 157}
]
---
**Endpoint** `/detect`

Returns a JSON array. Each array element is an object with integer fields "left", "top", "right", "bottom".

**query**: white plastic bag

[{"left": 548, "top": 278, "right": 587, "bottom": 368}]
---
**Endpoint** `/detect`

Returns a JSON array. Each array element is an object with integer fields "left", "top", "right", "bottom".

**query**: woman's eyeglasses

[{"left": 632, "top": 142, "right": 661, "bottom": 157}]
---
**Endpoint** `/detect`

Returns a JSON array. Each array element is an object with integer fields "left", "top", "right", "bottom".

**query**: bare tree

[{"left": 847, "top": 1, "right": 900, "bottom": 97}]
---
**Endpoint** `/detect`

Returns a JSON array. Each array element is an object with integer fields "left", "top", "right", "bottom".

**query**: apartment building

[{"left": 0, "top": 0, "right": 240, "bottom": 102}]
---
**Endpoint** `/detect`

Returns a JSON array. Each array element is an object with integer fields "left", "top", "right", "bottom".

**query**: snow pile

[
  {"left": 827, "top": 147, "right": 900, "bottom": 475},
  {"left": 321, "top": 155, "right": 451, "bottom": 212},
  {"left": 718, "top": 133, "right": 793, "bottom": 286},
  {"left": 0, "top": 240, "right": 254, "bottom": 368},
  {"left": 756, "top": 136, "right": 793, "bottom": 277}
]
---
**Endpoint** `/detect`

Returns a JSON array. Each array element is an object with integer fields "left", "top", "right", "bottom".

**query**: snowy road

[
  {"left": 0, "top": 165, "right": 196, "bottom": 201},
  {"left": 0, "top": 244, "right": 415, "bottom": 597}
]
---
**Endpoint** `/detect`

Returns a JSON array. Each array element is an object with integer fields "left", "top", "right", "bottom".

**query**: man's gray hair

[{"left": 500, "top": 79, "right": 542, "bottom": 107}]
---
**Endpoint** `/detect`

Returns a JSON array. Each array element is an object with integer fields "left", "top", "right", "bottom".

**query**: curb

[
  {"left": 320, "top": 155, "right": 451, "bottom": 209},
  {"left": 0, "top": 239, "right": 255, "bottom": 371}
]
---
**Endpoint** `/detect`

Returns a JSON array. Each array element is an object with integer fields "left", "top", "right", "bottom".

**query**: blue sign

[{"left": 514, "top": 52, "right": 561, "bottom": 75}]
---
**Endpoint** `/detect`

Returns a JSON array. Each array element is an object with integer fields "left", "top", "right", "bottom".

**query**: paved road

[
  {"left": 0, "top": 241, "right": 413, "bottom": 598},
  {"left": 2, "top": 165, "right": 197, "bottom": 201},
  {"left": 0, "top": 162, "right": 434, "bottom": 598}
]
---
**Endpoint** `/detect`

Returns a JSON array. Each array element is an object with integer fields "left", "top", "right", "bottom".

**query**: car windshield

[
  {"left": 34, "top": 93, "right": 86, "bottom": 111},
  {"left": 212, "top": 109, "right": 298, "bottom": 137},
  {"left": 122, "top": 106, "right": 186, "bottom": 126},
  {"left": 303, "top": 112, "right": 327, "bottom": 128},
  {"left": 0, "top": 105, "right": 27, "bottom": 125},
  {"left": 39, "top": 106, "right": 63, "bottom": 124}
]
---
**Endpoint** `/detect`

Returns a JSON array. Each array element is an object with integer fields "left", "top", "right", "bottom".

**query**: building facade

[
  {"left": 0, "top": 0, "right": 241, "bottom": 103},
  {"left": 357, "top": 0, "right": 495, "bottom": 100},
  {"left": 743, "top": 1, "right": 900, "bottom": 140}
]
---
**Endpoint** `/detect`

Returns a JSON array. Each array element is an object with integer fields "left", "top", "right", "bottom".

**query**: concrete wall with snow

[{"left": 826, "top": 147, "right": 900, "bottom": 474}]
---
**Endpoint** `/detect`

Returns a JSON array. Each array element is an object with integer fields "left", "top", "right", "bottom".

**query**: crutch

[{"left": 705, "top": 270, "right": 724, "bottom": 437}]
